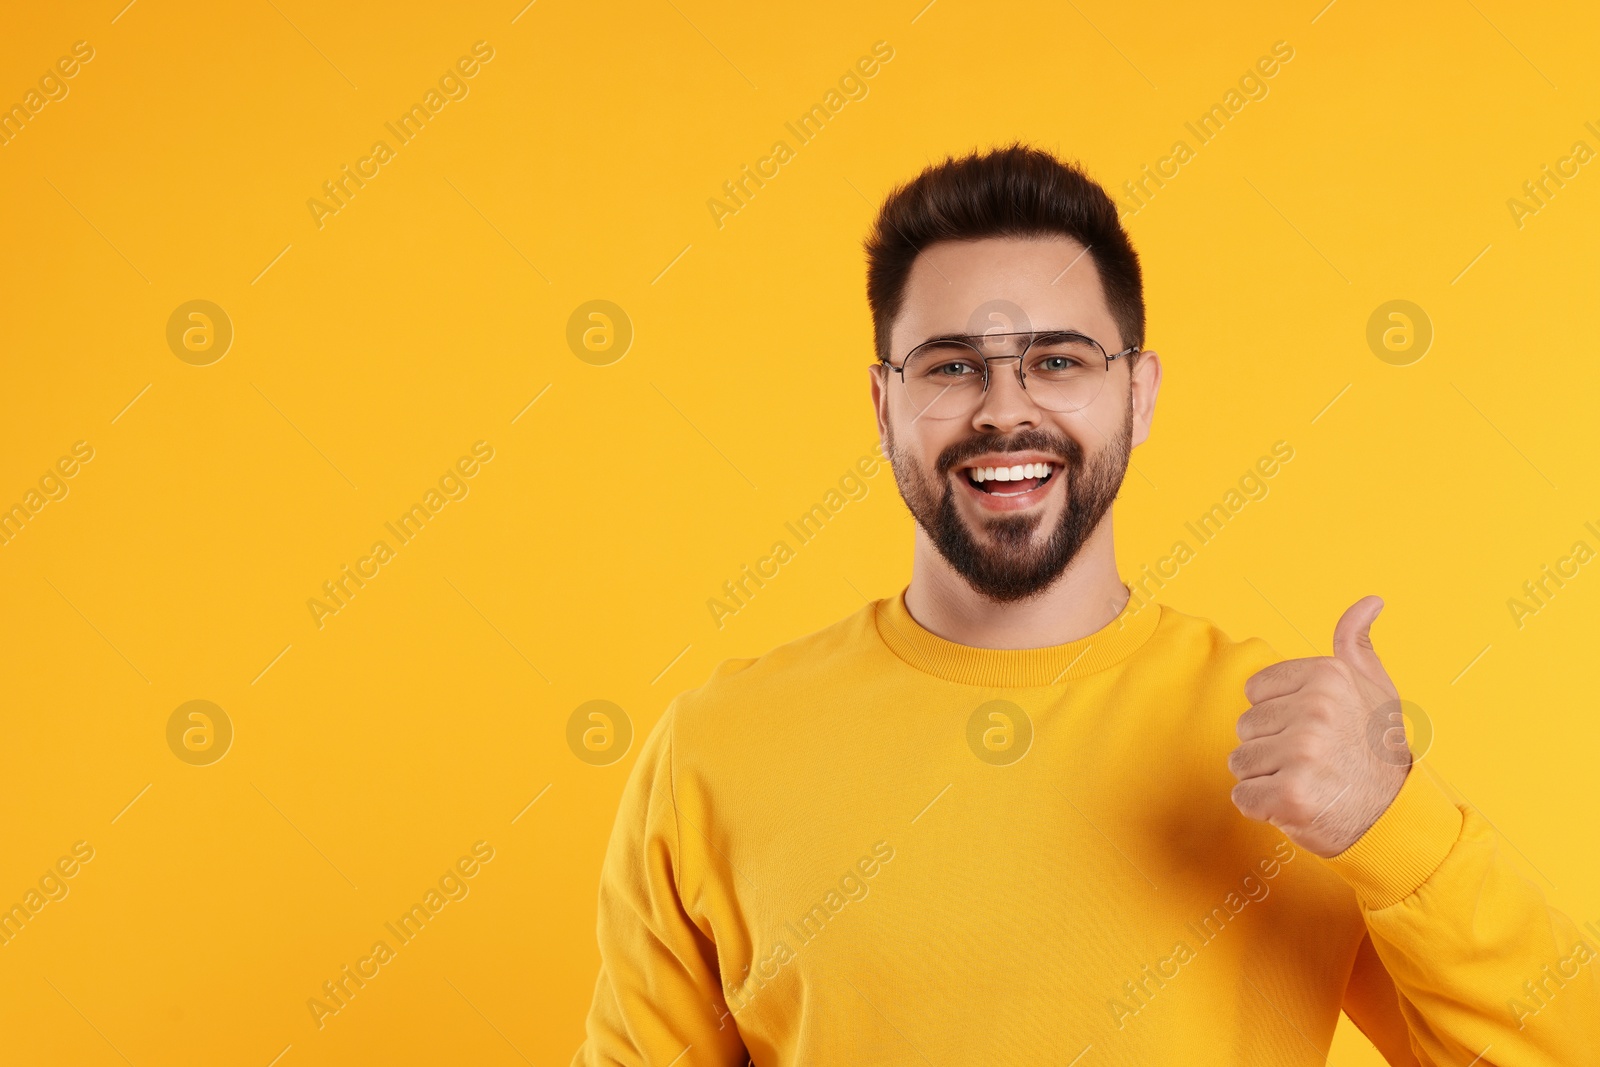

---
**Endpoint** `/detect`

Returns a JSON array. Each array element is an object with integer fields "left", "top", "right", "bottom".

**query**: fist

[{"left": 1228, "top": 596, "right": 1411, "bottom": 858}]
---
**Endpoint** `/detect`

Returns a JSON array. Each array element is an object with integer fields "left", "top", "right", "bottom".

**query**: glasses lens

[
  {"left": 900, "top": 341, "right": 987, "bottom": 420},
  {"left": 1022, "top": 333, "right": 1109, "bottom": 412},
  {"left": 896, "top": 333, "right": 1113, "bottom": 417}
]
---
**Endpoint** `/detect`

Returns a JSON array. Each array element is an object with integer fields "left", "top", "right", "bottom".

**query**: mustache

[{"left": 936, "top": 428, "right": 1083, "bottom": 476}]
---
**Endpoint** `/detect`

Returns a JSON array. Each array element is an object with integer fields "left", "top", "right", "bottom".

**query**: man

[{"left": 573, "top": 144, "right": 1598, "bottom": 1064}]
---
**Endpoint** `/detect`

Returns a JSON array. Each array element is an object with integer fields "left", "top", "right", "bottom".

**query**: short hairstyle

[{"left": 863, "top": 142, "right": 1144, "bottom": 361}]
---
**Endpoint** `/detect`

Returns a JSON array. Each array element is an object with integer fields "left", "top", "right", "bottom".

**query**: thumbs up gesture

[{"left": 1228, "top": 596, "right": 1412, "bottom": 858}]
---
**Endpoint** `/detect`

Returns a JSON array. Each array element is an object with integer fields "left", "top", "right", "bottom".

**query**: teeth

[{"left": 967, "top": 462, "right": 1053, "bottom": 484}]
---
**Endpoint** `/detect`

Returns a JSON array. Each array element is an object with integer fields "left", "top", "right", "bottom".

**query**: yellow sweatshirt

[{"left": 573, "top": 591, "right": 1600, "bottom": 1065}]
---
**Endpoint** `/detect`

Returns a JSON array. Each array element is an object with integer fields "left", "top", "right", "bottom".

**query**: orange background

[{"left": 2, "top": 1, "right": 1597, "bottom": 1063}]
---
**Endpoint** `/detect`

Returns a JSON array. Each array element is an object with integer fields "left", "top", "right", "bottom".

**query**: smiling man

[{"left": 572, "top": 144, "right": 1598, "bottom": 1065}]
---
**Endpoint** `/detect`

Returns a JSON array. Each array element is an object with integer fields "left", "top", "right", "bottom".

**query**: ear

[
  {"left": 869, "top": 362, "right": 890, "bottom": 450},
  {"left": 1129, "top": 349, "right": 1162, "bottom": 448}
]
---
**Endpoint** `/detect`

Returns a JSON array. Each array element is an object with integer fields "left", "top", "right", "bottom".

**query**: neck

[{"left": 903, "top": 514, "right": 1129, "bottom": 649}]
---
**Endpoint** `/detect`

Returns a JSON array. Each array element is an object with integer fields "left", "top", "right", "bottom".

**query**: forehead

[{"left": 891, "top": 235, "right": 1115, "bottom": 351}]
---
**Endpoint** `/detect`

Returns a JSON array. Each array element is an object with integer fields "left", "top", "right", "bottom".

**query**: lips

[
  {"left": 951, "top": 454, "right": 1064, "bottom": 510},
  {"left": 964, "top": 462, "right": 1054, "bottom": 496}
]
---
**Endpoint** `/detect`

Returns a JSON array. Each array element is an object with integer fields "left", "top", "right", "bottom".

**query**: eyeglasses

[{"left": 879, "top": 329, "right": 1139, "bottom": 421}]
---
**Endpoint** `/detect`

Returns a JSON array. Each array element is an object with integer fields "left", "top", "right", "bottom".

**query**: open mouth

[{"left": 962, "top": 462, "right": 1056, "bottom": 497}]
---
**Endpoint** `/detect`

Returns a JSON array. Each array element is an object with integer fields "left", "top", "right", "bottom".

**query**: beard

[{"left": 885, "top": 403, "right": 1132, "bottom": 604}]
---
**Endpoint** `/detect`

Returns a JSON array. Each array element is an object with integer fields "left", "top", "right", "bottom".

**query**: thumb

[{"left": 1332, "top": 595, "right": 1386, "bottom": 676}]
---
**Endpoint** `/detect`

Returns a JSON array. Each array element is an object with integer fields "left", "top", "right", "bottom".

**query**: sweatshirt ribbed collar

[{"left": 874, "top": 585, "right": 1163, "bottom": 687}]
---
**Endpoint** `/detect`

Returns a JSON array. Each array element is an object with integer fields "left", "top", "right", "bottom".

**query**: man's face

[{"left": 870, "top": 235, "right": 1158, "bottom": 603}]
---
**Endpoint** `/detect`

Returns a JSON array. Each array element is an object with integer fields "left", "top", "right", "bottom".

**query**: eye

[{"left": 928, "top": 359, "right": 980, "bottom": 378}]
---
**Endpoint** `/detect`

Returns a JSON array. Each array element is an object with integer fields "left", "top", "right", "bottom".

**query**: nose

[{"left": 970, "top": 355, "right": 1041, "bottom": 434}]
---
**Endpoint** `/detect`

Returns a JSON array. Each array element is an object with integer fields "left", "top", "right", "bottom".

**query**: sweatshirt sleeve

[
  {"left": 1324, "top": 759, "right": 1600, "bottom": 1065},
  {"left": 571, "top": 702, "right": 750, "bottom": 1066}
]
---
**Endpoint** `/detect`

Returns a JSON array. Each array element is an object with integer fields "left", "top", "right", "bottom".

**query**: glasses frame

[{"left": 878, "top": 329, "right": 1140, "bottom": 416}]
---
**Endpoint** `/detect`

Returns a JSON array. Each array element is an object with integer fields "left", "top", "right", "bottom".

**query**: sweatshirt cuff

[{"left": 1320, "top": 763, "right": 1464, "bottom": 910}]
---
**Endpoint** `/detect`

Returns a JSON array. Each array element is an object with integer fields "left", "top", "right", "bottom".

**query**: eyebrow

[{"left": 916, "top": 328, "right": 1090, "bottom": 346}]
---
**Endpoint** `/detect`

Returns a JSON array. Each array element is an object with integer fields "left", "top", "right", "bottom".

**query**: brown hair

[{"left": 864, "top": 142, "right": 1144, "bottom": 361}]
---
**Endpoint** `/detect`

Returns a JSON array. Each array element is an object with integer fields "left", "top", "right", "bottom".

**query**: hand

[{"left": 1228, "top": 596, "right": 1412, "bottom": 858}]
